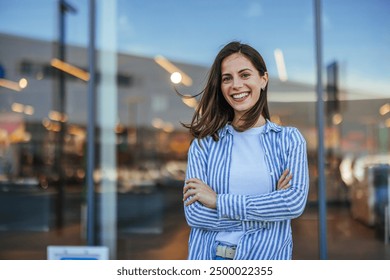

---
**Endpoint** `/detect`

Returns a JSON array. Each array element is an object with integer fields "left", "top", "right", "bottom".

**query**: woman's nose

[{"left": 232, "top": 78, "right": 243, "bottom": 88}]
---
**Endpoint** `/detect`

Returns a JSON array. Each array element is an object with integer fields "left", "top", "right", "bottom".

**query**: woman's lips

[{"left": 231, "top": 92, "right": 249, "bottom": 100}]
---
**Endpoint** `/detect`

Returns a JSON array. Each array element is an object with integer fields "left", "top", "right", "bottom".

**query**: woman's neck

[{"left": 232, "top": 115, "right": 266, "bottom": 128}]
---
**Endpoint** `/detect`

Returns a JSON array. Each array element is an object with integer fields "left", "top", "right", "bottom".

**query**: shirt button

[{"left": 235, "top": 215, "right": 240, "bottom": 219}]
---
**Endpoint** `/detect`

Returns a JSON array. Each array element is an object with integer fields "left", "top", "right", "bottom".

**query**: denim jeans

[{"left": 215, "top": 255, "right": 233, "bottom": 260}]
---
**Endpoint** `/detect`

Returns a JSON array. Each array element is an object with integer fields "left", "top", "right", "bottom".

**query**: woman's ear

[{"left": 261, "top": 72, "right": 269, "bottom": 89}]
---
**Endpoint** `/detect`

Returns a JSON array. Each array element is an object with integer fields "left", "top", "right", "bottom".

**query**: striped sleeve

[{"left": 184, "top": 138, "right": 242, "bottom": 231}]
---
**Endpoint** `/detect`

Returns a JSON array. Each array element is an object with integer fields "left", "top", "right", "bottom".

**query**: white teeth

[{"left": 232, "top": 92, "right": 249, "bottom": 99}]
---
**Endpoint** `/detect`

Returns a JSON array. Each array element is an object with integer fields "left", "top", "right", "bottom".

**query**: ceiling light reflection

[
  {"left": 154, "top": 55, "right": 193, "bottom": 86},
  {"left": 51, "top": 58, "right": 90, "bottom": 81},
  {"left": 379, "top": 103, "right": 390, "bottom": 115},
  {"left": 181, "top": 95, "right": 198, "bottom": 109},
  {"left": 386, "top": 118, "right": 390, "bottom": 128},
  {"left": 19, "top": 78, "right": 28, "bottom": 89},
  {"left": 274, "top": 49, "right": 288, "bottom": 82},
  {"left": 0, "top": 78, "right": 22, "bottom": 91},
  {"left": 170, "top": 72, "right": 182, "bottom": 84},
  {"left": 332, "top": 113, "right": 343, "bottom": 125},
  {"left": 11, "top": 102, "right": 24, "bottom": 113}
]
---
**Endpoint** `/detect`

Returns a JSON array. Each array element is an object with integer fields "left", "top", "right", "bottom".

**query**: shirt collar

[{"left": 218, "top": 119, "right": 282, "bottom": 139}]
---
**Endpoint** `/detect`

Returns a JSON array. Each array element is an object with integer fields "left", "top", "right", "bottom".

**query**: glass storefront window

[{"left": 0, "top": 0, "right": 389, "bottom": 260}]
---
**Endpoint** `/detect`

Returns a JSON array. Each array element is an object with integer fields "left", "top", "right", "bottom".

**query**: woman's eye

[
  {"left": 241, "top": 73, "right": 250, "bottom": 78},
  {"left": 222, "top": 76, "right": 231, "bottom": 83}
]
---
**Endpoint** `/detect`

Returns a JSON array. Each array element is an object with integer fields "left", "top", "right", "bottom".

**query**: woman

[{"left": 182, "top": 41, "right": 309, "bottom": 260}]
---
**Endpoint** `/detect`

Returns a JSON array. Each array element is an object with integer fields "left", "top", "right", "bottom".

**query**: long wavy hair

[{"left": 183, "top": 41, "right": 270, "bottom": 141}]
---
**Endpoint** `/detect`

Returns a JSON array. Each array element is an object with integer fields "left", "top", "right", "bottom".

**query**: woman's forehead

[{"left": 221, "top": 53, "right": 255, "bottom": 72}]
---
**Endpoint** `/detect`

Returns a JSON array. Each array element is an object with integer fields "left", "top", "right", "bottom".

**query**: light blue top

[
  {"left": 184, "top": 120, "right": 309, "bottom": 260},
  {"left": 216, "top": 124, "right": 271, "bottom": 245}
]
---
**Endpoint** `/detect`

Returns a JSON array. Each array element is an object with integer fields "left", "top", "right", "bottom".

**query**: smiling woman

[{"left": 182, "top": 41, "right": 309, "bottom": 260}]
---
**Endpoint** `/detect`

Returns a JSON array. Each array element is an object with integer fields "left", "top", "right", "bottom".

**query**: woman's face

[{"left": 220, "top": 53, "right": 268, "bottom": 122}]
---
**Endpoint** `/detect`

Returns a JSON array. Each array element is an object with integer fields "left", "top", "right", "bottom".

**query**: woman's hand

[
  {"left": 183, "top": 178, "right": 217, "bottom": 209},
  {"left": 183, "top": 170, "right": 291, "bottom": 209},
  {"left": 277, "top": 168, "right": 292, "bottom": 190}
]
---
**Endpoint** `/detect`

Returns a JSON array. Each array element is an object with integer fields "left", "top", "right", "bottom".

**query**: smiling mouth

[{"left": 232, "top": 92, "right": 249, "bottom": 100}]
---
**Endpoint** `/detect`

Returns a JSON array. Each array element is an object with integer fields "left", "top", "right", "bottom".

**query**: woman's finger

[
  {"left": 282, "top": 173, "right": 292, "bottom": 184},
  {"left": 277, "top": 169, "right": 292, "bottom": 190},
  {"left": 186, "top": 178, "right": 202, "bottom": 185},
  {"left": 183, "top": 180, "right": 201, "bottom": 193},
  {"left": 279, "top": 175, "right": 292, "bottom": 188},
  {"left": 277, "top": 169, "right": 289, "bottom": 184},
  {"left": 185, "top": 195, "right": 199, "bottom": 206},
  {"left": 183, "top": 188, "right": 197, "bottom": 201},
  {"left": 279, "top": 183, "right": 291, "bottom": 190},
  {"left": 183, "top": 184, "right": 195, "bottom": 193}
]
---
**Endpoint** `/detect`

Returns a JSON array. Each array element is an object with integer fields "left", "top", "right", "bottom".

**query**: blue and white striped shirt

[{"left": 184, "top": 120, "right": 309, "bottom": 260}]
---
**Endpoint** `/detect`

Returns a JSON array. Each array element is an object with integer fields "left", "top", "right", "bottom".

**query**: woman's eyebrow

[
  {"left": 238, "top": 68, "right": 253, "bottom": 73},
  {"left": 222, "top": 68, "right": 253, "bottom": 76}
]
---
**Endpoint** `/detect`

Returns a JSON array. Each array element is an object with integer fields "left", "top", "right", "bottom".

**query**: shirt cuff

[{"left": 217, "top": 194, "right": 246, "bottom": 220}]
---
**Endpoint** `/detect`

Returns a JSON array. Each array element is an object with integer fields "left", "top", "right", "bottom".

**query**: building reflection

[{"left": 0, "top": 33, "right": 389, "bottom": 259}]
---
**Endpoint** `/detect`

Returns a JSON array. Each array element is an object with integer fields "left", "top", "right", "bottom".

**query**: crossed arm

[
  {"left": 183, "top": 168, "right": 292, "bottom": 208},
  {"left": 183, "top": 131, "right": 309, "bottom": 230}
]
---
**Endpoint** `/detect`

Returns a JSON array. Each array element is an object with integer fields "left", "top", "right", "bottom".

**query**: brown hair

[{"left": 183, "top": 41, "right": 270, "bottom": 141}]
